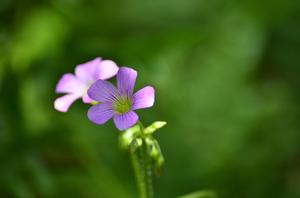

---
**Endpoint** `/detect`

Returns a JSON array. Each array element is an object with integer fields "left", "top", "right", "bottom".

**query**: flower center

[{"left": 114, "top": 96, "right": 132, "bottom": 114}]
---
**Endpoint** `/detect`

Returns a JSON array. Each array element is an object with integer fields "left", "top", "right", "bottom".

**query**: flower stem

[{"left": 130, "top": 122, "right": 154, "bottom": 198}]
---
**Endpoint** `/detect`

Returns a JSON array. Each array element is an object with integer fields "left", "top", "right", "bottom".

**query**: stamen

[{"left": 113, "top": 96, "right": 132, "bottom": 114}]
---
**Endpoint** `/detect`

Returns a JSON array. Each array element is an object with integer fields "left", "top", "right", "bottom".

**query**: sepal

[
  {"left": 145, "top": 136, "right": 165, "bottom": 175},
  {"left": 119, "top": 121, "right": 166, "bottom": 175},
  {"left": 119, "top": 125, "right": 141, "bottom": 150}
]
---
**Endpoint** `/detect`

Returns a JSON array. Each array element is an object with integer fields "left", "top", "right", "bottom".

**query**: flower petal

[
  {"left": 113, "top": 111, "right": 139, "bottom": 131},
  {"left": 117, "top": 67, "right": 137, "bottom": 96},
  {"left": 54, "top": 94, "right": 80, "bottom": 112},
  {"left": 87, "top": 79, "right": 120, "bottom": 102},
  {"left": 82, "top": 93, "right": 93, "bottom": 103},
  {"left": 75, "top": 57, "right": 102, "bottom": 83},
  {"left": 132, "top": 86, "right": 155, "bottom": 110},
  {"left": 88, "top": 102, "right": 115, "bottom": 125},
  {"left": 97, "top": 60, "right": 119, "bottom": 80},
  {"left": 56, "top": 73, "right": 82, "bottom": 94}
]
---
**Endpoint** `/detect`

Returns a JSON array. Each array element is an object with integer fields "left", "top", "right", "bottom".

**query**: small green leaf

[{"left": 144, "top": 121, "right": 167, "bottom": 135}]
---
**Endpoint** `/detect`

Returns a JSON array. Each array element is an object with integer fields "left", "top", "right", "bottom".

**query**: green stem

[{"left": 130, "top": 122, "right": 153, "bottom": 198}]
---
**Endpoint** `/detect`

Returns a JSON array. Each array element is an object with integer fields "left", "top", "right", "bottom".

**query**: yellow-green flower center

[{"left": 114, "top": 96, "right": 132, "bottom": 114}]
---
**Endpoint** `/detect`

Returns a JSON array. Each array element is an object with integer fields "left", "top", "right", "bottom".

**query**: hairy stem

[{"left": 130, "top": 122, "right": 153, "bottom": 198}]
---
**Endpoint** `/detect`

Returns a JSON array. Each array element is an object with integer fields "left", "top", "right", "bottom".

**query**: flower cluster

[
  {"left": 55, "top": 57, "right": 155, "bottom": 130},
  {"left": 55, "top": 57, "right": 165, "bottom": 198}
]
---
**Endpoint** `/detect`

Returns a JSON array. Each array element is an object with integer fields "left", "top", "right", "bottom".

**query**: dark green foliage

[{"left": 0, "top": 0, "right": 300, "bottom": 197}]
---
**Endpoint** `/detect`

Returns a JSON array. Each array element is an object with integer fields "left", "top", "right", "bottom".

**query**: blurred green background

[{"left": 1, "top": 0, "right": 300, "bottom": 197}]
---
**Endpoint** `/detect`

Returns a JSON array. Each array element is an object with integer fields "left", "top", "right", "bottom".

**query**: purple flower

[
  {"left": 54, "top": 57, "right": 119, "bottom": 112},
  {"left": 87, "top": 67, "right": 155, "bottom": 131}
]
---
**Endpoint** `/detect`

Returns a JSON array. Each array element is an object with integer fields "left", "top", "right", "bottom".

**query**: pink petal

[
  {"left": 117, "top": 67, "right": 137, "bottom": 96},
  {"left": 54, "top": 94, "right": 80, "bottom": 112},
  {"left": 132, "top": 86, "right": 155, "bottom": 110},
  {"left": 56, "top": 73, "right": 81, "bottom": 94},
  {"left": 75, "top": 57, "right": 102, "bottom": 83},
  {"left": 82, "top": 93, "right": 93, "bottom": 103},
  {"left": 87, "top": 102, "right": 114, "bottom": 125},
  {"left": 113, "top": 111, "right": 139, "bottom": 131},
  {"left": 97, "top": 60, "right": 119, "bottom": 80}
]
